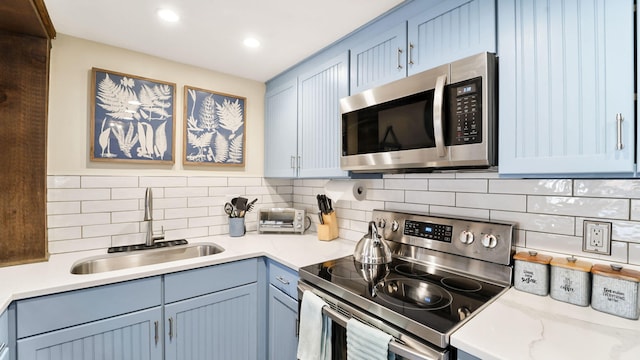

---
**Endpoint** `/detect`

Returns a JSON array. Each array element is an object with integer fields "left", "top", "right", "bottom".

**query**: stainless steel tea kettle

[{"left": 354, "top": 221, "right": 392, "bottom": 264}]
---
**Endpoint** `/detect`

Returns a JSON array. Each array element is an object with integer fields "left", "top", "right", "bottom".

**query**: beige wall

[{"left": 47, "top": 34, "right": 265, "bottom": 176}]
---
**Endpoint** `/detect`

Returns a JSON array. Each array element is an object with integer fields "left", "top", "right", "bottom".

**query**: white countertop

[
  {"left": 3, "top": 233, "right": 639, "bottom": 359},
  {"left": 0, "top": 233, "right": 356, "bottom": 313},
  {"left": 451, "top": 288, "right": 640, "bottom": 360}
]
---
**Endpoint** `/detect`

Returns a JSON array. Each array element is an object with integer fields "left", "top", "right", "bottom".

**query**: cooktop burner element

[
  {"left": 298, "top": 209, "right": 515, "bottom": 351},
  {"left": 379, "top": 278, "right": 453, "bottom": 311}
]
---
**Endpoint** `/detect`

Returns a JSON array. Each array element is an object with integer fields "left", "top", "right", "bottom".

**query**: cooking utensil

[
  {"left": 353, "top": 221, "right": 392, "bottom": 265},
  {"left": 246, "top": 198, "right": 258, "bottom": 212},
  {"left": 235, "top": 197, "right": 248, "bottom": 217},
  {"left": 224, "top": 202, "right": 235, "bottom": 217},
  {"left": 353, "top": 259, "right": 389, "bottom": 297}
]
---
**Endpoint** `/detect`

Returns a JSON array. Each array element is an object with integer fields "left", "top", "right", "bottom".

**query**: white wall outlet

[{"left": 582, "top": 220, "right": 612, "bottom": 255}]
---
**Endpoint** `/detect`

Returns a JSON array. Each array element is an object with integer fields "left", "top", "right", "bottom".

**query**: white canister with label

[
  {"left": 513, "top": 251, "right": 552, "bottom": 296},
  {"left": 550, "top": 256, "right": 592, "bottom": 306},
  {"left": 591, "top": 264, "right": 640, "bottom": 320}
]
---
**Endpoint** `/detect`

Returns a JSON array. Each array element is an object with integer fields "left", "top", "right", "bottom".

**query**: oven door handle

[{"left": 321, "top": 306, "right": 440, "bottom": 360}]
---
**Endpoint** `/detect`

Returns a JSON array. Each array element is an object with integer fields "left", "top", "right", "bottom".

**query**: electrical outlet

[{"left": 582, "top": 220, "right": 612, "bottom": 255}]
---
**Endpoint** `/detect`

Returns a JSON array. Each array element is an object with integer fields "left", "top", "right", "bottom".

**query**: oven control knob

[
  {"left": 459, "top": 230, "right": 474, "bottom": 244},
  {"left": 391, "top": 220, "right": 399, "bottom": 232},
  {"left": 377, "top": 219, "right": 386, "bottom": 229},
  {"left": 482, "top": 234, "right": 498, "bottom": 248}
]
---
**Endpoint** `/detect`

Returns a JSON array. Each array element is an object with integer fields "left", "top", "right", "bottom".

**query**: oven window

[{"left": 342, "top": 90, "right": 436, "bottom": 156}]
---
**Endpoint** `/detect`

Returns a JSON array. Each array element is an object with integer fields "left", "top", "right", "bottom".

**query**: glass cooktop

[{"left": 299, "top": 255, "right": 506, "bottom": 336}]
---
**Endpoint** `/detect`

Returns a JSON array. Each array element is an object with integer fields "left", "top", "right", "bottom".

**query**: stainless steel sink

[{"left": 70, "top": 243, "right": 225, "bottom": 274}]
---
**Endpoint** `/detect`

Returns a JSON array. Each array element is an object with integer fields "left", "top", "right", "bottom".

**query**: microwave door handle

[{"left": 432, "top": 74, "right": 447, "bottom": 158}]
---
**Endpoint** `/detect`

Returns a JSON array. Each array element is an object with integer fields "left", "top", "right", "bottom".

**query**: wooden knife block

[{"left": 317, "top": 211, "right": 339, "bottom": 241}]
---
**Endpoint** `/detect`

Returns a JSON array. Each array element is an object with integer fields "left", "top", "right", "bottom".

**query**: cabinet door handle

[
  {"left": 297, "top": 156, "right": 301, "bottom": 170},
  {"left": 616, "top": 113, "right": 624, "bottom": 150},
  {"left": 168, "top": 317, "right": 174, "bottom": 341},
  {"left": 433, "top": 74, "right": 448, "bottom": 157},
  {"left": 290, "top": 155, "right": 296, "bottom": 169},
  {"left": 154, "top": 321, "right": 159, "bottom": 345},
  {"left": 276, "top": 276, "right": 290, "bottom": 285},
  {"left": 397, "top": 48, "right": 403, "bottom": 70},
  {"left": 295, "top": 318, "right": 300, "bottom": 337},
  {"left": 408, "top": 43, "right": 414, "bottom": 65}
]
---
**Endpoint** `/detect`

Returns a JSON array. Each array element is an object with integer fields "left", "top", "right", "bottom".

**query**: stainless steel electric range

[{"left": 298, "top": 209, "right": 515, "bottom": 360}]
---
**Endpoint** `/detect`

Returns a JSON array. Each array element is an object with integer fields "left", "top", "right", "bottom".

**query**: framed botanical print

[
  {"left": 183, "top": 86, "right": 246, "bottom": 166},
  {"left": 90, "top": 68, "right": 176, "bottom": 164}
]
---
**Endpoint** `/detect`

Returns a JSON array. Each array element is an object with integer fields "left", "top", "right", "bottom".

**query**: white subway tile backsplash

[
  {"left": 351, "top": 200, "right": 385, "bottom": 211},
  {"left": 276, "top": 185, "right": 294, "bottom": 194},
  {"left": 112, "top": 210, "right": 144, "bottom": 224},
  {"left": 575, "top": 179, "right": 640, "bottom": 198},
  {"left": 385, "top": 202, "right": 430, "bottom": 214},
  {"left": 457, "top": 193, "right": 526, "bottom": 212},
  {"left": 49, "top": 237, "right": 112, "bottom": 254},
  {"left": 337, "top": 208, "right": 367, "bottom": 222},
  {"left": 81, "top": 176, "right": 138, "bottom": 188},
  {"left": 301, "top": 179, "right": 330, "bottom": 188},
  {"left": 188, "top": 177, "right": 228, "bottom": 187},
  {"left": 165, "top": 187, "right": 208, "bottom": 198},
  {"left": 405, "top": 190, "right": 455, "bottom": 206},
  {"left": 48, "top": 189, "right": 110, "bottom": 202},
  {"left": 490, "top": 211, "right": 574, "bottom": 235},
  {"left": 48, "top": 213, "right": 110, "bottom": 228},
  {"left": 166, "top": 227, "right": 209, "bottom": 240},
  {"left": 384, "top": 178, "right": 427, "bottom": 190},
  {"left": 632, "top": 200, "right": 640, "bottom": 221},
  {"left": 111, "top": 233, "right": 145, "bottom": 247},
  {"left": 527, "top": 196, "right": 629, "bottom": 219},
  {"left": 263, "top": 178, "right": 293, "bottom": 186},
  {"left": 525, "top": 231, "right": 582, "bottom": 255},
  {"left": 188, "top": 196, "right": 218, "bottom": 208},
  {"left": 489, "top": 179, "right": 572, "bottom": 195},
  {"left": 48, "top": 227, "right": 81, "bottom": 241},
  {"left": 155, "top": 218, "right": 188, "bottom": 231},
  {"left": 455, "top": 171, "right": 499, "bottom": 179},
  {"left": 81, "top": 199, "right": 138, "bottom": 213},
  {"left": 152, "top": 197, "right": 187, "bottom": 209},
  {"left": 111, "top": 187, "right": 148, "bottom": 200},
  {"left": 229, "top": 177, "right": 263, "bottom": 186},
  {"left": 429, "top": 179, "right": 487, "bottom": 193},
  {"left": 47, "top": 202, "right": 80, "bottom": 215},
  {"left": 140, "top": 176, "right": 187, "bottom": 187},
  {"left": 429, "top": 206, "right": 489, "bottom": 219},
  {"left": 209, "top": 186, "right": 246, "bottom": 197},
  {"left": 246, "top": 186, "right": 276, "bottom": 195},
  {"left": 48, "top": 175, "right": 80, "bottom": 189},
  {"left": 83, "top": 222, "right": 139, "bottom": 238},
  {"left": 165, "top": 207, "right": 208, "bottom": 219},
  {"left": 366, "top": 189, "right": 404, "bottom": 202},
  {"left": 630, "top": 244, "right": 640, "bottom": 265}
]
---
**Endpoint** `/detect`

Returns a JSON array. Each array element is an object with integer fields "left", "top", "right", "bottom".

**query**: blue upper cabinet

[
  {"left": 349, "top": 0, "right": 497, "bottom": 94},
  {"left": 350, "top": 22, "right": 408, "bottom": 94},
  {"left": 264, "top": 79, "right": 298, "bottom": 178},
  {"left": 298, "top": 52, "right": 349, "bottom": 178},
  {"left": 498, "top": 0, "right": 635, "bottom": 177},
  {"left": 407, "top": 0, "right": 496, "bottom": 75}
]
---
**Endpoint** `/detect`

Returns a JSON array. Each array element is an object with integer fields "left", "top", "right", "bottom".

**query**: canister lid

[
  {"left": 513, "top": 250, "right": 552, "bottom": 265},
  {"left": 550, "top": 256, "right": 592, "bottom": 272},
  {"left": 592, "top": 264, "right": 640, "bottom": 282}
]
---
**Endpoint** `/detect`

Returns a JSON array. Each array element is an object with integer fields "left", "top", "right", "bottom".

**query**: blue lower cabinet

[
  {"left": 268, "top": 285, "right": 298, "bottom": 360},
  {"left": 17, "top": 307, "right": 163, "bottom": 360},
  {"left": 165, "top": 283, "right": 258, "bottom": 360}
]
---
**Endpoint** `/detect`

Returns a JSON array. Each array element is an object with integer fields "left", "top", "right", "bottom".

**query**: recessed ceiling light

[
  {"left": 157, "top": 9, "right": 179, "bottom": 22},
  {"left": 243, "top": 38, "right": 260, "bottom": 48}
]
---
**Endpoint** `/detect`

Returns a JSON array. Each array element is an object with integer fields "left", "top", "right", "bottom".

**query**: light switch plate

[{"left": 582, "top": 220, "right": 612, "bottom": 255}]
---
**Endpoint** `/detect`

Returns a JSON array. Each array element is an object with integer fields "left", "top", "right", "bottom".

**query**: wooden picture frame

[
  {"left": 90, "top": 68, "right": 176, "bottom": 164},
  {"left": 183, "top": 86, "right": 246, "bottom": 166}
]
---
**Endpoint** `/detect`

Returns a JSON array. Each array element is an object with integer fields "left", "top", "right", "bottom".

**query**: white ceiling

[{"left": 44, "top": 0, "right": 405, "bottom": 82}]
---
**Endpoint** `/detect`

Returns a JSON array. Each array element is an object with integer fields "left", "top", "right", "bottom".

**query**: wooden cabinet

[
  {"left": 264, "top": 52, "right": 349, "bottom": 178},
  {"left": 0, "top": 0, "right": 56, "bottom": 266},
  {"left": 497, "top": 0, "right": 635, "bottom": 177},
  {"left": 350, "top": 0, "right": 496, "bottom": 94},
  {"left": 267, "top": 260, "right": 299, "bottom": 360}
]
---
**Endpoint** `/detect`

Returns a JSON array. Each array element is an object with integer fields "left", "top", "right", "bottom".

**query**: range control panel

[{"left": 372, "top": 209, "right": 514, "bottom": 266}]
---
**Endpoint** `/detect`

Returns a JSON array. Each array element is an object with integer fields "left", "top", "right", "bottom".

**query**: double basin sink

[{"left": 70, "top": 242, "right": 224, "bottom": 274}]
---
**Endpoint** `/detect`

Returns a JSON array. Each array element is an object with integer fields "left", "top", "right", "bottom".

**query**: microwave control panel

[{"left": 449, "top": 77, "right": 482, "bottom": 145}]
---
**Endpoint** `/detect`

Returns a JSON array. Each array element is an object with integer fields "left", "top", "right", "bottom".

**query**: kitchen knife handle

[
  {"left": 397, "top": 48, "right": 403, "bottom": 70},
  {"left": 433, "top": 74, "right": 448, "bottom": 157},
  {"left": 616, "top": 113, "right": 624, "bottom": 150},
  {"left": 168, "top": 317, "right": 174, "bottom": 341}
]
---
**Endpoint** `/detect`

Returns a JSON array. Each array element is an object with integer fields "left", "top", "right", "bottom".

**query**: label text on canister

[
  {"left": 602, "top": 287, "right": 626, "bottom": 303},
  {"left": 560, "top": 277, "right": 575, "bottom": 293},
  {"left": 521, "top": 270, "right": 537, "bottom": 284}
]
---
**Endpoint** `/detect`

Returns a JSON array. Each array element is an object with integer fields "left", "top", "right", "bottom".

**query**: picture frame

[
  {"left": 183, "top": 86, "right": 246, "bottom": 166},
  {"left": 90, "top": 68, "right": 176, "bottom": 164}
]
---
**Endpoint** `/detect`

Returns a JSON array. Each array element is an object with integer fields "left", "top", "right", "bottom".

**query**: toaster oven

[{"left": 258, "top": 208, "right": 306, "bottom": 234}]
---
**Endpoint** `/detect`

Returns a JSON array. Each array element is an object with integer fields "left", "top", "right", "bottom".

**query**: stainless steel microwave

[{"left": 340, "top": 52, "right": 497, "bottom": 173}]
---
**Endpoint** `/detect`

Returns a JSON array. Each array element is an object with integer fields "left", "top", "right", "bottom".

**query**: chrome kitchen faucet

[{"left": 144, "top": 187, "right": 164, "bottom": 246}]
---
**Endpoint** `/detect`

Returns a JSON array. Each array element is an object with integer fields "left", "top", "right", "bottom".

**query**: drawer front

[
  {"left": 268, "top": 260, "right": 299, "bottom": 299},
  {"left": 17, "top": 276, "right": 161, "bottom": 339},
  {"left": 164, "top": 258, "right": 258, "bottom": 304}
]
